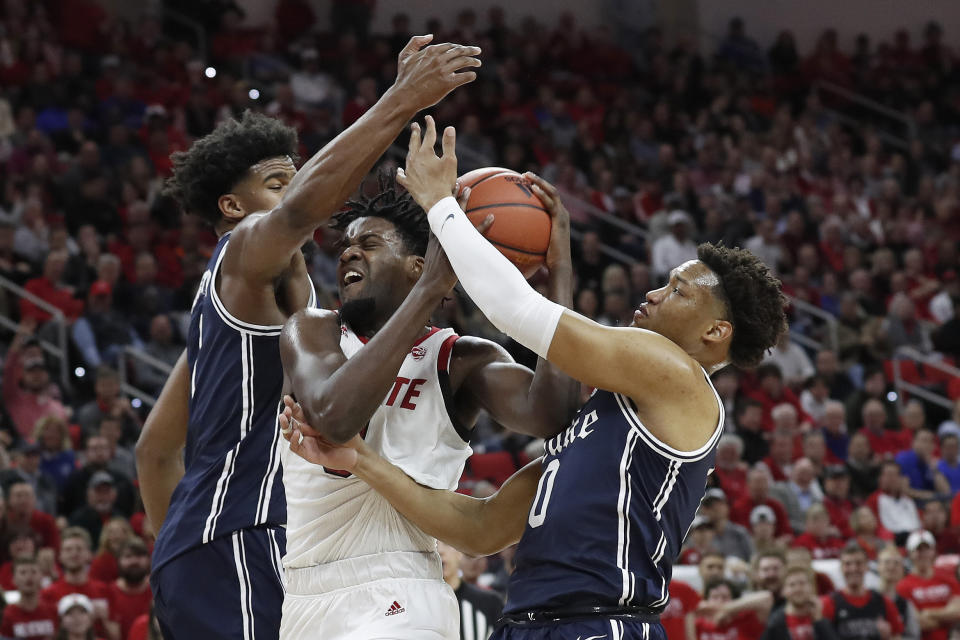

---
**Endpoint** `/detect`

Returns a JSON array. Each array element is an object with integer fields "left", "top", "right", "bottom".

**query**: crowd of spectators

[{"left": 0, "top": 0, "right": 959, "bottom": 638}]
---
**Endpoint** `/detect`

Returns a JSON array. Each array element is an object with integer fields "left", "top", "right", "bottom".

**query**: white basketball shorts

[{"left": 280, "top": 551, "right": 460, "bottom": 640}]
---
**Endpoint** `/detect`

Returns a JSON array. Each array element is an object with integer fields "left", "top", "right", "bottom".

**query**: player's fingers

[
  {"left": 400, "top": 34, "right": 433, "bottom": 59},
  {"left": 475, "top": 214, "right": 494, "bottom": 236},
  {"left": 422, "top": 116, "right": 437, "bottom": 151},
  {"left": 457, "top": 186, "right": 471, "bottom": 210},
  {"left": 396, "top": 167, "right": 408, "bottom": 188},
  {"left": 441, "top": 126, "right": 456, "bottom": 161},
  {"left": 279, "top": 412, "right": 292, "bottom": 438},
  {"left": 524, "top": 171, "right": 558, "bottom": 198},
  {"left": 407, "top": 122, "right": 421, "bottom": 156},
  {"left": 450, "top": 70, "right": 478, "bottom": 88},
  {"left": 290, "top": 401, "right": 306, "bottom": 421},
  {"left": 425, "top": 42, "right": 456, "bottom": 54},
  {"left": 444, "top": 56, "right": 482, "bottom": 72},
  {"left": 529, "top": 183, "right": 554, "bottom": 210},
  {"left": 440, "top": 44, "right": 481, "bottom": 61}
]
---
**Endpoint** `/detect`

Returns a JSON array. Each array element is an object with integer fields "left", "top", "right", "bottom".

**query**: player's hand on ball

[
  {"left": 280, "top": 395, "right": 361, "bottom": 471},
  {"left": 393, "top": 36, "right": 481, "bottom": 111},
  {"left": 523, "top": 172, "right": 572, "bottom": 274},
  {"left": 397, "top": 116, "right": 458, "bottom": 211}
]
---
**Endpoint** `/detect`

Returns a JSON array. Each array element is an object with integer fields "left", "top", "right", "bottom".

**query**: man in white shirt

[
  {"left": 763, "top": 333, "right": 814, "bottom": 389},
  {"left": 929, "top": 270, "right": 958, "bottom": 324},
  {"left": 651, "top": 209, "right": 698, "bottom": 283},
  {"left": 867, "top": 460, "right": 921, "bottom": 543},
  {"left": 744, "top": 218, "right": 782, "bottom": 275}
]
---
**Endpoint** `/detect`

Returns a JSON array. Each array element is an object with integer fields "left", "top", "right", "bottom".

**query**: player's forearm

[
  {"left": 352, "top": 444, "right": 495, "bottom": 556},
  {"left": 353, "top": 444, "right": 533, "bottom": 556},
  {"left": 281, "top": 88, "right": 417, "bottom": 230},
  {"left": 135, "top": 351, "right": 189, "bottom": 530},
  {"left": 526, "top": 265, "right": 580, "bottom": 437},
  {"left": 138, "top": 456, "right": 184, "bottom": 532},
  {"left": 426, "top": 197, "right": 564, "bottom": 358},
  {"left": 298, "top": 285, "right": 447, "bottom": 444}
]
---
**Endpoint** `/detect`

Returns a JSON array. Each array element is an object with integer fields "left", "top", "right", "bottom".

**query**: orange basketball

[
  {"left": 457, "top": 169, "right": 551, "bottom": 279},
  {"left": 458, "top": 166, "right": 518, "bottom": 188}
]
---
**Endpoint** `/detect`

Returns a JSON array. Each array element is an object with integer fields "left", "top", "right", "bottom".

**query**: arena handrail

[
  {"left": 117, "top": 345, "right": 174, "bottom": 409},
  {"left": 0, "top": 273, "right": 71, "bottom": 391},
  {"left": 890, "top": 346, "right": 960, "bottom": 413},
  {"left": 784, "top": 294, "right": 839, "bottom": 352},
  {"left": 813, "top": 80, "right": 916, "bottom": 150}
]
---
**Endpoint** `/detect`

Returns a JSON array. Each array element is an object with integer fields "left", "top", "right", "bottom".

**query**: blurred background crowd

[{"left": 0, "top": 0, "right": 959, "bottom": 638}]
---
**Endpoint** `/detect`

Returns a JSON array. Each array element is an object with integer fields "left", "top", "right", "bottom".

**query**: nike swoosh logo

[
  {"left": 576, "top": 636, "right": 607, "bottom": 640},
  {"left": 440, "top": 212, "right": 455, "bottom": 233}
]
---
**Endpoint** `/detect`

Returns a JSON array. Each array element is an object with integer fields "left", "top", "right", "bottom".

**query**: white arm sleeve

[{"left": 426, "top": 196, "right": 564, "bottom": 359}]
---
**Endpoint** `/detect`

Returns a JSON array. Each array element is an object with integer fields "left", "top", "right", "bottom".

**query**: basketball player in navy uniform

[
  {"left": 135, "top": 40, "right": 481, "bottom": 638},
  {"left": 274, "top": 172, "right": 578, "bottom": 638},
  {"left": 280, "top": 117, "right": 788, "bottom": 639}
]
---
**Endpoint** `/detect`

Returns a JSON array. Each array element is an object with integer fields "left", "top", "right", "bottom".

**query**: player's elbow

[
  {"left": 134, "top": 429, "right": 180, "bottom": 466},
  {"left": 465, "top": 501, "right": 523, "bottom": 556},
  {"left": 298, "top": 398, "right": 359, "bottom": 445}
]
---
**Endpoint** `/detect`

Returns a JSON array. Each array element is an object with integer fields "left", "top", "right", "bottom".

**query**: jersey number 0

[{"left": 528, "top": 459, "right": 560, "bottom": 528}]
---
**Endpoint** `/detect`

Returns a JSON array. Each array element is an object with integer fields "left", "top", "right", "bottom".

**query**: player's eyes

[{"left": 673, "top": 287, "right": 682, "bottom": 295}]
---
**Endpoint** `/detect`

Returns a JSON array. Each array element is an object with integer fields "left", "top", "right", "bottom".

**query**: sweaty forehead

[
  {"left": 672, "top": 260, "right": 720, "bottom": 289},
  {"left": 343, "top": 216, "right": 399, "bottom": 241},
  {"left": 248, "top": 156, "right": 296, "bottom": 177}
]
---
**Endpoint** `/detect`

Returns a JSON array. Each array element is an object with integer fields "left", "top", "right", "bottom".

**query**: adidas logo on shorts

[{"left": 385, "top": 601, "right": 405, "bottom": 616}]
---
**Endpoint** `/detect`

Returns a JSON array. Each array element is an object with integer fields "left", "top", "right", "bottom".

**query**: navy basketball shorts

[
  {"left": 152, "top": 526, "right": 285, "bottom": 639},
  {"left": 493, "top": 617, "right": 667, "bottom": 640}
]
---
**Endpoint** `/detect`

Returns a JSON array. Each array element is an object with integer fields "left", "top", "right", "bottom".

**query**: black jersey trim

[{"left": 438, "top": 334, "right": 472, "bottom": 443}]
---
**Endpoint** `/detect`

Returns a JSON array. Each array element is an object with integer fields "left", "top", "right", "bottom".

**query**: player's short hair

[
  {"left": 331, "top": 173, "right": 428, "bottom": 257},
  {"left": 698, "top": 243, "right": 787, "bottom": 368},
  {"left": 61, "top": 527, "right": 92, "bottom": 550},
  {"left": 165, "top": 110, "right": 299, "bottom": 226}
]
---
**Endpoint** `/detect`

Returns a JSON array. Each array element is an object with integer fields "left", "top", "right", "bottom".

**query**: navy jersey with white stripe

[
  {"left": 504, "top": 380, "right": 723, "bottom": 614},
  {"left": 152, "top": 233, "right": 315, "bottom": 572}
]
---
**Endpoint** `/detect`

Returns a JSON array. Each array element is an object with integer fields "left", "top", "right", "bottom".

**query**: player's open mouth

[{"left": 342, "top": 270, "right": 364, "bottom": 288}]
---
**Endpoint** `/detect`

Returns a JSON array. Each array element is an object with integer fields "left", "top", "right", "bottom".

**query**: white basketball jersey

[{"left": 281, "top": 325, "right": 473, "bottom": 569}]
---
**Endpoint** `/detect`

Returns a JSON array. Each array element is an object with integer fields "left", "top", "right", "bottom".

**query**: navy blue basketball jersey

[
  {"left": 504, "top": 379, "right": 723, "bottom": 614},
  {"left": 153, "top": 233, "right": 316, "bottom": 571}
]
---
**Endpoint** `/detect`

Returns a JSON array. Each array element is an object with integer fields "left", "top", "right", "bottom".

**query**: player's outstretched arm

[
  {"left": 280, "top": 234, "right": 466, "bottom": 444},
  {"left": 280, "top": 399, "right": 539, "bottom": 556},
  {"left": 451, "top": 173, "right": 580, "bottom": 438},
  {"left": 136, "top": 350, "right": 189, "bottom": 531},
  {"left": 229, "top": 36, "right": 481, "bottom": 283},
  {"left": 399, "top": 119, "right": 718, "bottom": 442}
]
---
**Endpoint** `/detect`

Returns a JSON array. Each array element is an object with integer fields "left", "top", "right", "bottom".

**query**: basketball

[{"left": 457, "top": 168, "right": 551, "bottom": 279}]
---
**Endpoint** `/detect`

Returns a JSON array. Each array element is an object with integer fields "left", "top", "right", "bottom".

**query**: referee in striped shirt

[{"left": 439, "top": 541, "right": 504, "bottom": 640}]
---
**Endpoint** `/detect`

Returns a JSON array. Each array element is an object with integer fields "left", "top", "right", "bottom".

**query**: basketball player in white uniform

[{"left": 277, "top": 174, "right": 579, "bottom": 639}]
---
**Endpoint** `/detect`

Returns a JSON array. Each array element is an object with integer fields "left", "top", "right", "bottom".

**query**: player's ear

[
  {"left": 704, "top": 319, "right": 733, "bottom": 345},
  {"left": 218, "top": 193, "right": 245, "bottom": 222},
  {"left": 408, "top": 254, "right": 425, "bottom": 281}
]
